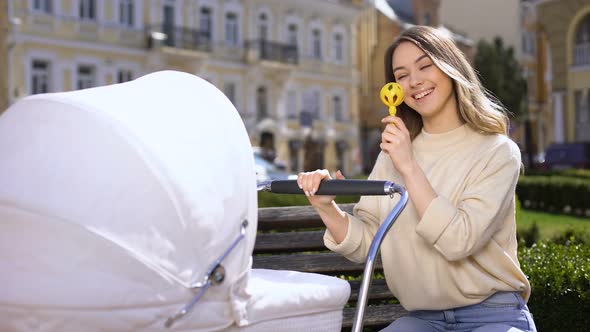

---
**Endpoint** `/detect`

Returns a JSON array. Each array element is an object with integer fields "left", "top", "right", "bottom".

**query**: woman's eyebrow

[{"left": 392, "top": 54, "right": 429, "bottom": 73}]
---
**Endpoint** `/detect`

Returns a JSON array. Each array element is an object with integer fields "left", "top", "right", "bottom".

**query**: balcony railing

[
  {"left": 246, "top": 40, "right": 298, "bottom": 65},
  {"left": 146, "top": 24, "right": 212, "bottom": 52},
  {"left": 574, "top": 42, "right": 590, "bottom": 66}
]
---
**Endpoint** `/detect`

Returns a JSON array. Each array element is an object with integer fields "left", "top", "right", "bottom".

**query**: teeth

[{"left": 414, "top": 89, "right": 433, "bottom": 100}]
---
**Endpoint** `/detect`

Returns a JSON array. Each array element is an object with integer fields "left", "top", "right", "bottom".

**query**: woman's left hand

[{"left": 380, "top": 116, "right": 415, "bottom": 176}]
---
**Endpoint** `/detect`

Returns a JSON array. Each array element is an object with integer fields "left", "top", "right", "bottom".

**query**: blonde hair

[{"left": 384, "top": 26, "right": 509, "bottom": 139}]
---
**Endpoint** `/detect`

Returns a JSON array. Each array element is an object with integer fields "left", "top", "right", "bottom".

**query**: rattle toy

[{"left": 380, "top": 82, "right": 405, "bottom": 117}]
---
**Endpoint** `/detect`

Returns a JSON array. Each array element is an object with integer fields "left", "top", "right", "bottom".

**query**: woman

[{"left": 297, "top": 26, "right": 536, "bottom": 332}]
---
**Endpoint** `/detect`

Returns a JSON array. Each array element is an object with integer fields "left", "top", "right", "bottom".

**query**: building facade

[
  {"left": 520, "top": 0, "right": 552, "bottom": 158},
  {"left": 0, "top": 1, "right": 9, "bottom": 112},
  {"left": 4, "top": 0, "right": 363, "bottom": 175},
  {"left": 440, "top": 0, "right": 523, "bottom": 59},
  {"left": 440, "top": 0, "right": 590, "bottom": 158},
  {"left": 533, "top": 0, "right": 590, "bottom": 145}
]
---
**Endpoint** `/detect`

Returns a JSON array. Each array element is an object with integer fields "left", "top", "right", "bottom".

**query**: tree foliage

[{"left": 474, "top": 37, "right": 527, "bottom": 118}]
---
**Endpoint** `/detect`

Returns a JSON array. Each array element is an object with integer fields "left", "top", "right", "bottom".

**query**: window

[
  {"left": 77, "top": 65, "right": 96, "bottom": 90},
  {"left": 200, "top": 7, "right": 213, "bottom": 41},
  {"left": 575, "top": 90, "right": 589, "bottom": 123},
  {"left": 33, "top": 0, "right": 52, "bottom": 13},
  {"left": 287, "top": 23, "right": 298, "bottom": 46},
  {"left": 119, "top": 0, "right": 134, "bottom": 27},
  {"left": 336, "top": 141, "right": 347, "bottom": 174},
  {"left": 423, "top": 13, "right": 431, "bottom": 26},
  {"left": 333, "top": 95, "right": 343, "bottom": 121},
  {"left": 117, "top": 69, "right": 133, "bottom": 83},
  {"left": 574, "top": 15, "right": 590, "bottom": 65},
  {"left": 79, "top": 0, "right": 96, "bottom": 20},
  {"left": 304, "top": 90, "right": 321, "bottom": 119},
  {"left": 333, "top": 33, "right": 343, "bottom": 62},
  {"left": 31, "top": 60, "right": 50, "bottom": 94},
  {"left": 258, "top": 13, "right": 268, "bottom": 41},
  {"left": 287, "top": 90, "right": 297, "bottom": 119},
  {"left": 225, "top": 12, "right": 239, "bottom": 46},
  {"left": 256, "top": 86, "right": 268, "bottom": 120},
  {"left": 224, "top": 82, "right": 236, "bottom": 104},
  {"left": 312, "top": 28, "right": 322, "bottom": 59},
  {"left": 522, "top": 31, "right": 536, "bottom": 56}
]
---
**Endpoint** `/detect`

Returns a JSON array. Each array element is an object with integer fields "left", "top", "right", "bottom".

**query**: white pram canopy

[{"left": 0, "top": 71, "right": 349, "bottom": 331}]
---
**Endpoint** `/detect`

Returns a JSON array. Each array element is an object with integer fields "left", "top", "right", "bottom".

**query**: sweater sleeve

[
  {"left": 415, "top": 141, "right": 521, "bottom": 262},
  {"left": 323, "top": 154, "right": 388, "bottom": 263}
]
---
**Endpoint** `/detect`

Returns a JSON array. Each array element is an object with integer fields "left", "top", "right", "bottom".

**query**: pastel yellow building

[
  {"left": 533, "top": 0, "right": 590, "bottom": 144},
  {"left": 0, "top": 1, "right": 8, "bottom": 112},
  {"left": 4, "top": 0, "right": 364, "bottom": 175}
]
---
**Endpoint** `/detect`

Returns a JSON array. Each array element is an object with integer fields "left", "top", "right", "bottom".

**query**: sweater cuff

[
  {"left": 323, "top": 213, "right": 362, "bottom": 255},
  {"left": 415, "top": 196, "right": 457, "bottom": 245}
]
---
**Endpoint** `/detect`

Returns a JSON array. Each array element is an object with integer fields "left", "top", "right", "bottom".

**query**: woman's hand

[
  {"left": 298, "top": 169, "right": 349, "bottom": 243},
  {"left": 380, "top": 116, "right": 416, "bottom": 176},
  {"left": 297, "top": 169, "right": 346, "bottom": 208}
]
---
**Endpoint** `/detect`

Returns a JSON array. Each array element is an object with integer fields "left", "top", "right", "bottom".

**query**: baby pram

[{"left": 0, "top": 71, "right": 407, "bottom": 331}]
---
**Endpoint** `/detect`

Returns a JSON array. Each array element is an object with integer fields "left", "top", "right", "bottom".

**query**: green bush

[
  {"left": 550, "top": 227, "right": 590, "bottom": 246},
  {"left": 516, "top": 176, "right": 590, "bottom": 215},
  {"left": 519, "top": 242, "right": 590, "bottom": 332},
  {"left": 517, "top": 222, "right": 540, "bottom": 247}
]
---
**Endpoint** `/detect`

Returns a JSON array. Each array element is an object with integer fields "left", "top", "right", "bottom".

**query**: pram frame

[{"left": 259, "top": 179, "right": 408, "bottom": 332}]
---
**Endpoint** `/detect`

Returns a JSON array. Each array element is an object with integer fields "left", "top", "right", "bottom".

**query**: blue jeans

[{"left": 381, "top": 292, "right": 537, "bottom": 332}]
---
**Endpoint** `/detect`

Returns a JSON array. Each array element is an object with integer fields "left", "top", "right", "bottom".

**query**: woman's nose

[{"left": 409, "top": 73, "right": 423, "bottom": 88}]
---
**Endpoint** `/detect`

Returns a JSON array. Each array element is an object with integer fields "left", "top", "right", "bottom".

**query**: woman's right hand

[{"left": 297, "top": 169, "right": 346, "bottom": 208}]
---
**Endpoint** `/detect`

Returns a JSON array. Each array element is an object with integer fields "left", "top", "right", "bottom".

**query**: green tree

[{"left": 474, "top": 37, "right": 527, "bottom": 118}]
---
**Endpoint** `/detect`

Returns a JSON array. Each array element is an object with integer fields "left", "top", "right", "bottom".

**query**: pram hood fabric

[{"left": 0, "top": 71, "right": 258, "bottom": 329}]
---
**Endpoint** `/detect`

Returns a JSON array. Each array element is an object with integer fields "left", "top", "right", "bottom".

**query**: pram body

[{"left": 0, "top": 71, "right": 350, "bottom": 331}]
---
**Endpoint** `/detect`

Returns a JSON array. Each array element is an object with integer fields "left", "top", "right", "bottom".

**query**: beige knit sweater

[{"left": 324, "top": 124, "right": 530, "bottom": 311}]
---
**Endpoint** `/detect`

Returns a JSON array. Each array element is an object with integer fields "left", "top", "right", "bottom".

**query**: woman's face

[{"left": 391, "top": 41, "right": 457, "bottom": 123}]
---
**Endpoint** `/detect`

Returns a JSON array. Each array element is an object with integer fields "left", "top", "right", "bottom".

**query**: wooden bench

[{"left": 253, "top": 203, "right": 408, "bottom": 331}]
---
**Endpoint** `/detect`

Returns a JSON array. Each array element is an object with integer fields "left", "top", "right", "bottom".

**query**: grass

[{"left": 517, "top": 208, "right": 590, "bottom": 240}]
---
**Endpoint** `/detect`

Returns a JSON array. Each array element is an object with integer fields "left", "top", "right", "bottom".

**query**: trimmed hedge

[
  {"left": 524, "top": 168, "right": 590, "bottom": 180},
  {"left": 516, "top": 176, "right": 590, "bottom": 216},
  {"left": 520, "top": 242, "right": 590, "bottom": 332}
]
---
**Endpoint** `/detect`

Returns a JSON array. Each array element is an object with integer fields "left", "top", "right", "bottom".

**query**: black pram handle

[{"left": 262, "top": 179, "right": 396, "bottom": 196}]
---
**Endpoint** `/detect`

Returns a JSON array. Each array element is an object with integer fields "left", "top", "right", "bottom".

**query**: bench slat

[
  {"left": 254, "top": 230, "right": 326, "bottom": 253},
  {"left": 253, "top": 252, "right": 382, "bottom": 274},
  {"left": 342, "top": 304, "right": 407, "bottom": 329},
  {"left": 257, "top": 204, "right": 354, "bottom": 231},
  {"left": 348, "top": 279, "right": 393, "bottom": 302}
]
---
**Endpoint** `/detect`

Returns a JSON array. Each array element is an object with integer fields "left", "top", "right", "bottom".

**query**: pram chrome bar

[
  {"left": 352, "top": 184, "right": 407, "bottom": 332},
  {"left": 165, "top": 220, "right": 249, "bottom": 328},
  {"left": 259, "top": 179, "right": 408, "bottom": 332}
]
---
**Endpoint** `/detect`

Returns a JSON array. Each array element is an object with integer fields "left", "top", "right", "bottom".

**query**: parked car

[
  {"left": 541, "top": 142, "right": 590, "bottom": 170},
  {"left": 254, "top": 152, "right": 297, "bottom": 182}
]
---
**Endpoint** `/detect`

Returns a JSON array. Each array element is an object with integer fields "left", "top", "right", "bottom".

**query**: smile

[{"left": 413, "top": 88, "right": 434, "bottom": 100}]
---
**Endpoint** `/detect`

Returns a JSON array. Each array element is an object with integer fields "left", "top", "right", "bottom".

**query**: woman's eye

[
  {"left": 420, "top": 64, "right": 432, "bottom": 70},
  {"left": 396, "top": 74, "right": 407, "bottom": 80}
]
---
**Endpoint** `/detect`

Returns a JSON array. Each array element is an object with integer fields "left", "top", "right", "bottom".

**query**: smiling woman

[{"left": 296, "top": 26, "right": 537, "bottom": 332}]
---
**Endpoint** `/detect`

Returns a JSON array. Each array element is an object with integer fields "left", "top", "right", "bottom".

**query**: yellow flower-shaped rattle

[{"left": 380, "top": 82, "right": 405, "bottom": 117}]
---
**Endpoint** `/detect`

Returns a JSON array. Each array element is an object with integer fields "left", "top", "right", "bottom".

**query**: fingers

[
  {"left": 297, "top": 169, "right": 331, "bottom": 196},
  {"left": 335, "top": 170, "right": 346, "bottom": 180},
  {"left": 381, "top": 116, "right": 410, "bottom": 135}
]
